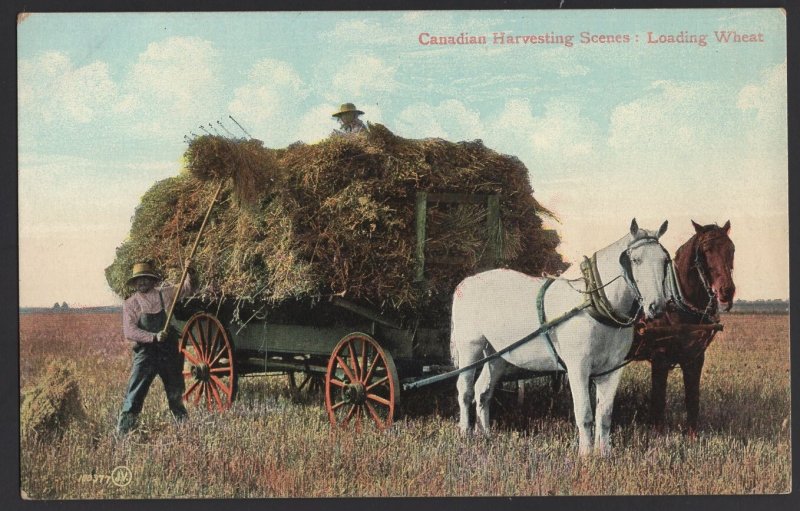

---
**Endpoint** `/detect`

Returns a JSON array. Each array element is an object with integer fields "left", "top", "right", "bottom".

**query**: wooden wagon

[{"left": 172, "top": 191, "right": 550, "bottom": 429}]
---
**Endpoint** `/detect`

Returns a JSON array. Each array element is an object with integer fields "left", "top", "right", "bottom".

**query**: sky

[{"left": 18, "top": 9, "right": 788, "bottom": 306}]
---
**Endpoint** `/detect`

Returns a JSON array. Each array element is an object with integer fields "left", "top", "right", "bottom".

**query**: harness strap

[
  {"left": 537, "top": 278, "right": 567, "bottom": 371},
  {"left": 581, "top": 255, "right": 638, "bottom": 326},
  {"left": 591, "top": 358, "right": 635, "bottom": 379},
  {"left": 402, "top": 300, "right": 590, "bottom": 391},
  {"left": 668, "top": 257, "right": 719, "bottom": 322}
]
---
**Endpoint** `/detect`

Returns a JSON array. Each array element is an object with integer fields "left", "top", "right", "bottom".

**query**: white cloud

[
  {"left": 737, "top": 60, "right": 787, "bottom": 157},
  {"left": 228, "top": 58, "right": 309, "bottom": 146},
  {"left": 120, "top": 37, "right": 222, "bottom": 137},
  {"left": 329, "top": 54, "right": 398, "bottom": 99},
  {"left": 294, "top": 104, "right": 340, "bottom": 144},
  {"left": 606, "top": 80, "right": 747, "bottom": 179},
  {"left": 19, "top": 51, "right": 117, "bottom": 124},
  {"left": 485, "top": 98, "right": 601, "bottom": 177},
  {"left": 394, "top": 99, "right": 483, "bottom": 140}
]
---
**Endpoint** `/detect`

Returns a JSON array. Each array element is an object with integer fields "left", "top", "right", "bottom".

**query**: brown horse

[{"left": 628, "top": 220, "right": 735, "bottom": 434}]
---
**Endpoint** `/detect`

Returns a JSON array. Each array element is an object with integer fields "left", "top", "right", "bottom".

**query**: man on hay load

[
  {"left": 116, "top": 261, "right": 193, "bottom": 436},
  {"left": 332, "top": 102, "right": 367, "bottom": 135}
]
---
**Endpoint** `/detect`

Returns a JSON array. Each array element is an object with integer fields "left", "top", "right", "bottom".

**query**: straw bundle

[{"left": 21, "top": 361, "right": 86, "bottom": 440}]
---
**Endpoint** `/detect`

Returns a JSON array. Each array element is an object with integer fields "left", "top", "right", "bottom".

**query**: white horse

[{"left": 451, "top": 219, "right": 670, "bottom": 455}]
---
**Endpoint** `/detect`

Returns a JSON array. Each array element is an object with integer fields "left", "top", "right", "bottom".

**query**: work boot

[
  {"left": 116, "top": 411, "right": 139, "bottom": 436},
  {"left": 171, "top": 410, "right": 188, "bottom": 424}
]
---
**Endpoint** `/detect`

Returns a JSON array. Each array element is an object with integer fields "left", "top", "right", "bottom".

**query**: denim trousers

[{"left": 117, "top": 340, "right": 187, "bottom": 433}]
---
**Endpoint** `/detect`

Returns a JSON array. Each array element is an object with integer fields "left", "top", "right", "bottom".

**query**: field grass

[{"left": 19, "top": 312, "right": 790, "bottom": 498}]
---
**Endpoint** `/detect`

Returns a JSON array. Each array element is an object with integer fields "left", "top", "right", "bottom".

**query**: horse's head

[
  {"left": 622, "top": 218, "right": 670, "bottom": 319},
  {"left": 691, "top": 220, "right": 736, "bottom": 311}
]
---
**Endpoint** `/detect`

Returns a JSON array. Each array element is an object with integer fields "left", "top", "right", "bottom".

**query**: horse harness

[
  {"left": 539, "top": 236, "right": 669, "bottom": 377},
  {"left": 666, "top": 232, "right": 723, "bottom": 322},
  {"left": 629, "top": 232, "right": 726, "bottom": 365},
  {"left": 401, "top": 237, "right": 670, "bottom": 392}
]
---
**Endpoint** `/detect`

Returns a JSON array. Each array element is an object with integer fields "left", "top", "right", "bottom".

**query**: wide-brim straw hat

[
  {"left": 126, "top": 262, "right": 161, "bottom": 286},
  {"left": 332, "top": 103, "right": 364, "bottom": 118}
]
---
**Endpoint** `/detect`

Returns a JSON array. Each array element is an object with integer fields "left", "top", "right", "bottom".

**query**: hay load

[{"left": 105, "top": 124, "right": 567, "bottom": 320}]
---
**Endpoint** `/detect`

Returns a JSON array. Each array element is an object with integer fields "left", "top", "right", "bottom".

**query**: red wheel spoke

[
  {"left": 365, "top": 401, "right": 384, "bottom": 428},
  {"left": 341, "top": 405, "right": 357, "bottom": 426},
  {"left": 329, "top": 378, "right": 345, "bottom": 388},
  {"left": 335, "top": 356, "right": 357, "bottom": 383},
  {"left": 193, "top": 382, "right": 204, "bottom": 405},
  {"left": 182, "top": 370, "right": 192, "bottom": 377},
  {"left": 204, "top": 320, "right": 213, "bottom": 357},
  {"left": 366, "top": 376, "right": 389, "bottom": 391},
  {"left": 187, "top": 330, "right": 204, "bottom": 360},
  {"left": 347, "top": 341, "right": 361, "bottom": 381},
  {"left": 196, "top": 321, "right": 207, "bottom": 355},
  {"left": 208, "top": 379, "right": 225, "bottom": 410},
  {"left": 208, "top": 345, "right": 226, "bottom": 367},
  {"left": 331, "top": 400, "right": 347, "bottom": 411},
  {"left": 183, "top": 380, "right": 201, "bottom": 400},
  {"left": 205, "top": 382, "right": 213, "bottom": 411},
  {"left": 182, "top": 349, "right": 203, "bottom": 366},
  {"left": 210, "top": 374, "right": 233, "bottom": 400},
  {"left": 207, "top": 328, "right": 221, "bottom": 362},
  {"left": 361, "top": 338, "right": 369, "bottom": 383},
  {"left": 210, "top": 366, "right": 232, "bottom": 374},
  {"left": 367, "top": 393, "right": 391, "bottom": 407},
  {"left": 356, "top": 404, "right": 362, "bottom": 431},
  {"left": 363, "top": 353, "right": 381, "bottom": 384}
]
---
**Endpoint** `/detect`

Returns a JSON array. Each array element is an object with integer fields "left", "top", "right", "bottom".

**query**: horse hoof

[{"left": 594, "top": 446, "right": 612, "bottom": 457}]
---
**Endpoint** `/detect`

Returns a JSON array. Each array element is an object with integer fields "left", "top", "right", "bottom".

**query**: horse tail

[{"left": 450, "top": 316, "right": 459, "bottom": 369}]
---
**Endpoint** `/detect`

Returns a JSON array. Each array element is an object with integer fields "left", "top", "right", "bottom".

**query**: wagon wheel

[
  {"left": 179, "top": 313, "right": 237, "bottom": 412},
  {"left": 288, "top": 371, "right": 324, "bottom": 398},
  {"left": 325, "top": 333, "right": 399, "bottom": 430}
]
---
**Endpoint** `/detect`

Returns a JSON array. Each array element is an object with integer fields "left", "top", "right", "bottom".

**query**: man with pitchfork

[{"left": 116, "top": 261, "right": 193, "bottom": 436}]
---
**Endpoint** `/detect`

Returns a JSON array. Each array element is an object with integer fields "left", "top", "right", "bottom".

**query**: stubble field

[{"left": 19, "top": 311, "right": 790, "bottom": 498}]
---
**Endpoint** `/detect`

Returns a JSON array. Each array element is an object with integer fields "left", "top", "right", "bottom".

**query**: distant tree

[
  {"left": 61, "top": 302, "right": 69, "bottom": 310},
  {"left": 52, "top": 302, "right": 61, "bottom": 310}
]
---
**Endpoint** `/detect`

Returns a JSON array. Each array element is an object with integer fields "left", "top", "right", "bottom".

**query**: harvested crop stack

[
  {"left": 21, "top": 360, "right": 86, "bottom": 440},
  {"left": 105, "top": 124, "right": 567, "bottom": 321}
]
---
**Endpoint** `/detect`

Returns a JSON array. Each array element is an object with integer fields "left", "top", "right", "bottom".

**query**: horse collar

[{"left": 580, "top": 253, "right": 639, "bottom": 327}]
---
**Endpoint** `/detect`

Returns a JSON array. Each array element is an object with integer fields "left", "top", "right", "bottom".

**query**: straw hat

[
  {"left": 332, "top": 103, "right": 364, "bottom": 118},
  {"left": 126, "top": 262, "right": 161, "bottom": 286}
]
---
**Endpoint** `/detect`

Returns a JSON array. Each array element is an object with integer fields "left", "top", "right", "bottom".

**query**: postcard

[{"left": 18, "top": 9, "right": 789, "bottom": 498}]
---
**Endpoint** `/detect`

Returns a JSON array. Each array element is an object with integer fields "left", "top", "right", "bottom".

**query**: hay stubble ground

[{"left": 19, "top": 311, "right": 790, "bottom": 497}]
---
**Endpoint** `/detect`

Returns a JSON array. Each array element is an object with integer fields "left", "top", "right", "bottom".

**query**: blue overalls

[{"left": 117, "top": 292, "right": 187, "bottom": 435}]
